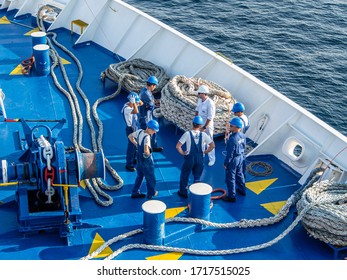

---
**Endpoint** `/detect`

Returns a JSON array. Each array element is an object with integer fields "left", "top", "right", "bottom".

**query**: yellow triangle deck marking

[
  {"left": 79, "top": 180, "right": 86, "bottom": 189},
  {"left": 25, "top": 28, "right": 40, "bottom": 36},
  {"left": 246, "top": 178, "right": 278, "bottom": 195},
  {"left": 146, "top": 252, "right": 184, "bottom": 260},
  {"left": 60, "top": 58, "right": 71, "bottom": 65},
  {"left": 88, "top": 233, "right": 113, "bottom": 258},
  {"left": 261, "top": 201, "right": 287, "bottom": 215},
  {"left": 165, "top": 206, "right": 187, "bottom": 219},
  {"left": 0, "top": 16, "right": 11, "bottom": 24},
  {"left": 10, "top": 64, "right": 24, "bottom": 75}
]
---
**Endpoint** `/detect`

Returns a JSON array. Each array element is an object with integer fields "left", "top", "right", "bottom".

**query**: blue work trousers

[
  {"left": 179, "top": 154, "right": 204, "bottom": 196},
  {"left": 125, "top": 126, "right": 136, "bottom": 167},
  {"left": 225, "top": 155, "right": 245, "bottom": 198},
  {"left": 132, "top": 155, "right": 156, "bottom": 198}
]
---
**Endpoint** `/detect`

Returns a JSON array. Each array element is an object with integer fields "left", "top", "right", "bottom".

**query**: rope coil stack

[
  {"left": 296, "top": 180, "right": 347, "bottom": 246},
  {"left": 160, "top": 75, "right": 235, "bottom": 135},
  {"left": 102, "top": 58, "right": 170, "bottom": 93}
]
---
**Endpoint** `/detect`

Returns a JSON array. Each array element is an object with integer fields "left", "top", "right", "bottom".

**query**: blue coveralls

[
  {"left": 122, "top": 104, "right": 139, "bottom": 168},
  {"left": 179, "top": 131, "right": 203, "bottom": 196},
  {"left": 131, "top": 130, "right": 156, "bottom": 198},
  {"left": 224, "top": 132, "right": 246, "bottom": 199},
  {"left": 139, "top": 87, "right": 158, "bottom": 148}
]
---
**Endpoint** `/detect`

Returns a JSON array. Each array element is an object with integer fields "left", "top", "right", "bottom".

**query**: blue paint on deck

[{"left": 0, "top": 9, "right": 344, "bottom": 260}]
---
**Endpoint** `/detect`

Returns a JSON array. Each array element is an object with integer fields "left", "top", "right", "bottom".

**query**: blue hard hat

[
  {"left": 147, "top": 76, "right": 159, "bottom": 85},
  {"left": 229, "top": 117, "right": 243, "bottom": 128},
  {"left": 232, "top": 102, "right": 245, "bottom": 112},
  {"left": 127, "top": 92, "right": 140, "bottom": 103},
  {"left": 147, "top": 119, "right": 159, "bottom": 132},
  {"left": 193, "top": 116, "right": 203, "bottom": 125}
]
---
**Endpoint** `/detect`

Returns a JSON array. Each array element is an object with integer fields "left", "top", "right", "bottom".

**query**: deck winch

[{"left": 0, "top": 119, "right": 105, "bottom": 243}]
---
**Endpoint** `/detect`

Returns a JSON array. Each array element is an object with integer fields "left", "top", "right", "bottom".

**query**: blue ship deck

[{"left": 0, "top": 10, "right": 345, "bottom": 261}]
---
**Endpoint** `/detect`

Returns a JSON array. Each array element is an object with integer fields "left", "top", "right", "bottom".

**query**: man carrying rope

[{"left": 195, "top": 85, "right": 216, "bottom": 166}]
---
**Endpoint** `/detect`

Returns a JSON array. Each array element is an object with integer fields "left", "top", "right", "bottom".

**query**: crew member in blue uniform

[
  {"left": 176, "top": 116, "right": 215, "bottom": 198},
  {"left": 223, "top": 117, "right": 246, "bottom": 202},
  {"left": 231, "top": 102, "right": 250, "bottom": 133},
  {"left": 139, "top": 76, "right": 163, "bottom": 152},
  {"left": 128, "top": 120, "right": 160, "bottom": 199},
  {"left": 122, "top": 92, "right": 143, "bottom": 172},
  {"left": 226, "top": 102, "right": 250, "bottom": 179}
]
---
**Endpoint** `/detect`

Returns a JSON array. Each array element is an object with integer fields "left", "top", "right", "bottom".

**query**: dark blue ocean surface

[{"left": 123, "top": 0, "right": 347, "bottom": 137}]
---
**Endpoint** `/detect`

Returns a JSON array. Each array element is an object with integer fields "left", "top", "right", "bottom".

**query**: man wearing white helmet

[{"left": 195, "top": 84, "right": 216, "bottom": 166}]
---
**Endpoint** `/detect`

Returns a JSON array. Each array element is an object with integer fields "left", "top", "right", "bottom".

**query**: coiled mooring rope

[
  {"left": 160, "top": 75, "right": 236, "bottom": 136},
  {"left": 246, "top": 161, "right": 273, "bottom": 177},
  {"left": 101, "top": 58, "right": 170, "bottom": 93},
  {"left": 297, "top": 180, "right": 347, "bottom": 246}
]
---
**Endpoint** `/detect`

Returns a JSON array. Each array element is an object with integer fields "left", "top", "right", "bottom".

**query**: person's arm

[
  {"left": 128, "top": 132, "right": 137, "bottom": 146},
  {"left": 224, "top": 138, "right": 235, "bottom": 168},
  {"left": 129, "top": 98, "right": 139, "bottom": 114},
  {"left": 176, "top": 133, "right": 188, "bottom": 155},
  {"left": 202, "top": 119, "right": 211, "bottom": 130},
  {"left": 176, "top": 141, "right": 188, "bottom": 156},
  {"left": 204, "top": 141, "right": 215, "bottom": 155}
]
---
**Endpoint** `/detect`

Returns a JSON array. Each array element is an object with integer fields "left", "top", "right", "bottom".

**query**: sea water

[{"left": 124, "top": 0, "right": 347, "bottom": 137}]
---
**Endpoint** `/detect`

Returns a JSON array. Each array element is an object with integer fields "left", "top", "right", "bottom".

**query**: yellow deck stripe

[
  {"left": 246, "top": 178, "right": 278, "bottom": 195},
  {"left": 0, "top": 16, "right": 10, "bottom": 24},
  {"left": 146, "top": 252, "right": 184, "bottom": 260},
  {"left": 10, "top": 64, "right": 24, "bottom": 75},
  {"left": 24, "top": 28, "right": 40, "bottom": 36},
  {"left": 165, "top": 206, "right": 187, "bottom": 219},
  {"left": 88, "top": 233, "right": 113, "bottom": 258},
  {"left": 261, "top": 201, "right": 287, "bottom": 215}
]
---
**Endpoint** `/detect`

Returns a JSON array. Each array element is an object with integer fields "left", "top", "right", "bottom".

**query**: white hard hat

[{"left": 196, "top": 85, "right": 209, "bottom": 94}]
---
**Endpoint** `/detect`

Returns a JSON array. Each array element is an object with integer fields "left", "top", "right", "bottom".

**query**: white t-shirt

[
  {"left": 178, "top": 130, "right": 213, "bottom": 154},
  {"left": 131, "top": 129, "right": 151, "bottom": 148},
  {"left": 122, "top": 103, "right": 133, "bottom": 127},
  {"left": 195, "top": 97, "right": 216, "bottom": 127}
]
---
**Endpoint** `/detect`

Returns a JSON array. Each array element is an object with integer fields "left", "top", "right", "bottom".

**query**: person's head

[
  {"left": 196, "top": 85, "right": 209, "bottom": 101},
  {"left": 232, "top": 102, "right": 245, "bottom": 117},
  {"left": 229, "top": 117, "right": 243, "bottom": 133},
  {"left": 192, "top": 115, "right": 203, "bottom": 129},
  {"left": 127, "top": 92, "right": 140, "bottom": 106},
  {"left": 146, "top": 119, "right": 159, "bottom": 135},
  {"left": 146, "top": 76, "right": 158, "bottom": 91}
]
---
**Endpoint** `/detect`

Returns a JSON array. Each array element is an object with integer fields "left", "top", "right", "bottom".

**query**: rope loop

[{"left": 246, "top": 161, "right": 273, "bottom": 176}]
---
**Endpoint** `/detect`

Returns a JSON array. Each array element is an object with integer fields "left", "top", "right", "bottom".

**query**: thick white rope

[
  {"left": 102, "top": 58, "right": 170, "bottom": 93},
  {"left": 37, "top": 9, "right": 122, "bottom": 206},
  {"left": 160, "top": 75, "right": 236, "bottom": 135}
]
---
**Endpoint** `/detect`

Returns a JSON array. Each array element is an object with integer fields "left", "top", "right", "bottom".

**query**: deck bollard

[
  {"left": 142, "top": 200, "right": 166, "bottom": 245},
  {"left": 33, "top": 44, "right": 50, "bottom": 76},
  {"left": 31, "top": 31, "right": 47, "bottom": 48},
  {"left": 188, "top": 183, "right": 212, "bottom": 220}
]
